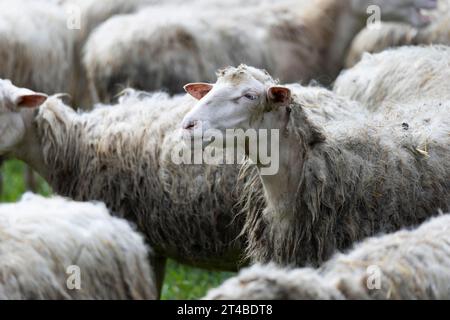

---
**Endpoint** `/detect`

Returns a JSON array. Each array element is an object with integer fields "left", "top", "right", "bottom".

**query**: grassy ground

[{"left": 0, "top": 159, "right": 235, "bottom": 300}]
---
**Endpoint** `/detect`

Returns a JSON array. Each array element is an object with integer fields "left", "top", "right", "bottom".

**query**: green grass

[
  {"left": 162, "top": 261, "right": 234, "bottom": 300},
  {"left": 0, "top": 159, "right": 235, "bottom": 299},
  {"left": 0, "top": 160, "right": 51, "bottom": 202}
]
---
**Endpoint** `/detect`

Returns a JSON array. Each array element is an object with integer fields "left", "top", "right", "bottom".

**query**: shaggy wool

[
  {"left": 205, "top": 213, "right": 450, "bottom": 300},
  {"left": 0, "top": 193, "right": 156, "bottom": 300}
]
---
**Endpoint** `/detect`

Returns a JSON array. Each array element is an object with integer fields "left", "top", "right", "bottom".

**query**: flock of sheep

[{"left": 0, "top": 0, "right": 449, "bottom": 300}]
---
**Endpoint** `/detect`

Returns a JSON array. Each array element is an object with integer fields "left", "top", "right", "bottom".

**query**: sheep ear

[
  {"left": 184, "top": 83, "right": 213, "bottom": 100},
  {"left": 267, "top": 86, "right": 291, "bottom": 106},
  {"left": 15, "top": 93, "right": 48, "bottom": 108}
]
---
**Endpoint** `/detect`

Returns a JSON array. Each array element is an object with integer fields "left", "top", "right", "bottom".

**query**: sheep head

[
  {"left": 0, "top": 79, "right": 47, "bottom": 155},
  {"left": 182, "top": 65, "right": 291, "bottom": 151},
  {"left": 351, "top": 0, "right": 438, "bottom": 28}
]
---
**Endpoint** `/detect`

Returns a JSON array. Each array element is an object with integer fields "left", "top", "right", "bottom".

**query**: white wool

[
  {"left": 205, "top": 264, "right": 343, "bottom": 300},
  {"left": 334, "top": 45, "right": 450, "bottom": 110},
  {"left": 0, "top": 0, "right": 74, "bottom": 94},
  {"left": 59, "top": 0, "right": 155, "bottom": 46},
  {"left": 206, "top": 213, "right": 450, "bottom": 300},
  {"left": 180, "top": 64, "right": 449, "bottom": 269},
  {"left": 344, "top": 22, "right": 417, "bottom": 68},
  {"left": 63, "top": 0, "right": 277, "bottom": 105},
  {"left": 57, "top": 0, "right": 157, "bottom": 107},
  {"left": 0, "top": 193, "right": 156, "bottom": 300},
  {"left": 345, "top": 0, "right": 450, "bottom": 67},
  {"left": 0, "top": 0, "right": 152, "bottom": 107},
  {"left": 0, "top": 80, "right": 248, "bottom": 296},
  {"left": 81, "top": 0, "right": 335, "bottom": 101},
  {"left": 83, "top": 0, "right": 438, "bottom": 102}
]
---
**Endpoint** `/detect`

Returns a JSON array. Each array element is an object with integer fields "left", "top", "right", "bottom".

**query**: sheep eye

[{"left": 244, "top": 93, "right": 258, "bottom": 101}]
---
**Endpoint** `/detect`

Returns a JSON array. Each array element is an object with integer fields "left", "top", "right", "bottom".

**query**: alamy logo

[
  {"left": 172, "top": 126, "right": 280, "bottom": 175},
  {"left": 366, "top": 265, "right": 382, "bottom": 290},
  {"left": 66, "top": 5, "right": 81, "bottom": 30},
  {"left": 66, "top": 265, "right": 81, "bottom": 290},
  {"left": 366, "top": 5, "right": 382, "bottom": 30}
]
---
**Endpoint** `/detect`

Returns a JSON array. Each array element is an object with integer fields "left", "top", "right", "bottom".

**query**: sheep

[
  {"left": 0, "top": 0, "right": 153, "bottom": 108},
  {"left": 346, "top": 0, "right": 450, "bottom": 67},
  {"left": 0, "top": 0, "right": 164, "bottom": 203},
  {"left": 0, "top": 0, "right": 77, "bottom": 194},
  {"left": 56, "top": 0, "right": 156, "bottom": 108},
  {"left": 205, "top": 212, "right": 450, "bottom": 300},
  {"left": 181, "top": 64, "right": 450, "bottom": 267},
  {"left": 83, "top": 0, "right": 437, "bottom": 102},
  {"left": 205, "top": 264, "right": 343, "bottom": 300},
  {"left": 61, "top": 0, "right": 281, "bottom": 47},
  {"left": 334, "top": 46, "right": 450, "bottom": 111},
  {"left": 0, "top": 192, "right": 156, "bottom": 300},
  {"left": 0, "top": 0, "right": 74, "bottom": 95},
  {"left": 61, "top": 0, "right": 267, "bottom": 105},
  {"left": 60, "top": 0, "right": 278, "bottom": 105},
  {"left": 59, "top": 0, "right": 155, "bottom": 46},
  {"left": 0, "top": 78, "right": 247, "bottom": 297},
  {"left": 345, "top": 23, "right": 418, "bottom": 68}
]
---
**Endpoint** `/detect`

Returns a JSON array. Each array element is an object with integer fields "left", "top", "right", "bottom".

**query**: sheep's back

[{"left": 0, "top": 193, "right": 156, "bottom": 300}]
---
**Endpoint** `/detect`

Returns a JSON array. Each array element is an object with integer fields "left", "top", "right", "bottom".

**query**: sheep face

[
  {"left": 181, "top": 65, "right": 290, "bottom": 150},
  {"left": 0, "top": 79, "right": 47, "bottom": 154},
  {"left": 351, "top": 0, "right": 438, "bottom": 28}
]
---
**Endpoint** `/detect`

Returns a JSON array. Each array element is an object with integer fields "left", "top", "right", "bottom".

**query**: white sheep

[
  {"left": 83, "top": 0, "right": 437, "bottom": 102},
  {"left": 205, "top": 212, "right": 450, "bottom": 300},
  {"left": 0, "top": 192, "right": 156, "bottom": 300},
  {"left": 0, "top": 78, "right": 247, "bottom": 297},
  {"left": 56, "top": 0, "right": 156, "bottom": 107},
  {"left": 59, "top": 0, "right": 154, "bottom": 45},
  {"left": 345, "top": 23, "right": 418, "bottom": 68},
  {"left": 346, "top": 0, "right": 450, "bottom": 67},
  {"left": 61, "top": 0, "right": 270, "bottom": 104},
  {"left": 0, "top": 0, "right": 74, "bottom": 95},
  {"left": 0, "top": 0, "right": 76, "bottom": 193},
  {"left": 0, "top": 0, "right": 153, "bottom": 108},
  {"left": 334, "top": 45, "right": 450, "bottom": 110},
  {"left": 181, "top": 64, "right": 450, "bottom": 267},
  {"left": 0, "top": 0, "right": 158, "bottom": 194}
]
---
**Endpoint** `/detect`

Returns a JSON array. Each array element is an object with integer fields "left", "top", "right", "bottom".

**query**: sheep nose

[{"left": 182, "top": 120, "right": 198, "bottom": 130}]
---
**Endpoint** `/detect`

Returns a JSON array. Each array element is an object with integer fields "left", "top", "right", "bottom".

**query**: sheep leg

[
  {"left": 0, "top": 157, "right": 3, "bottom": 197},
  {"left": 25, "top": 166, "right": 37, "bottom": 192},
  {"left": 150, "top": 254, "right": 167, "bottom": 299},
  {"left": 88, "top": 77, "right": 100, "bottom": 105}
]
